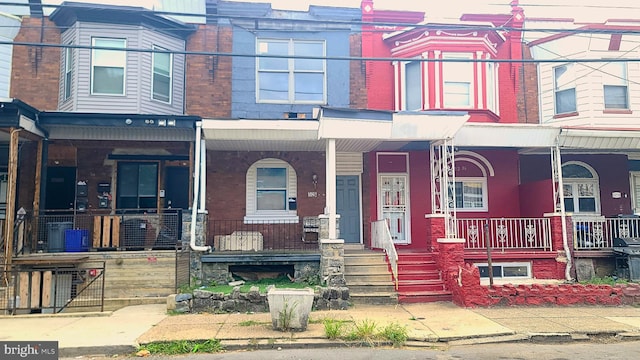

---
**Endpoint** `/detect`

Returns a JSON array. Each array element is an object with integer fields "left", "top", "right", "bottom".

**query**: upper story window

[
  {"left": 602, "top": 62, "right": 628, "bottom": 109},
  {"left": 91, "top": 37, "right": 126, "bottom": 95},
  {"left": 442, "top": 53, "right": 474, "bottom": 108},
  {"left": 404, "top": 61, "right": 422, "bottom": 110},
  {"left": 64, "top": 46, "right": 73, "bottom": 100},
  {"left": 245, "top": 158, "right": 298, "bottom": 223},
  {"left": 152, "top": 46, "right": 172, "bottom": 103},
  {"left": 554, "top": 63, "right": 576, "bottom": 114},
  {"left": 256, "top": 39, "right": 326, "bottom": 104}
]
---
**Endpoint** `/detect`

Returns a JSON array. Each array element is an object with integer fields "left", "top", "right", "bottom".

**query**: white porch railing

[
  {"left": 574, "top": 217, "right": 640, "bottom": 250},
  {"left": 371, "top": 220, "right": 398, "bottom": 290},
  {"left": 457, "top": 218, "right": 552, "bottom": 251}
]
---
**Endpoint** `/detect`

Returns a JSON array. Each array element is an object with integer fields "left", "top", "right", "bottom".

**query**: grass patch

[
  {"left": 238, "top": 320, "right": 264, "bottom": 326},
  {"left": 379, "top": 322, "right": 409, "bottom": 347},
  {"left": 579, "top": 276, "right": 629, "bottom": 286},
  {"left": 138, "top": 339, "right": 223, "bottom": 355},
  {"left": 203, "top": 276, "right": 315, "bottom": 295},
  {"left": 323, "top": 319, "right": 347, "bottom": 339}
]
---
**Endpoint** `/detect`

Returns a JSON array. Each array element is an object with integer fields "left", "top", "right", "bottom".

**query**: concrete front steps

[
  {"left": 396, "top": 251, "right": 452, "bottom": 303},
  {"left": 344, "top": 249, "right": 398, "bottom": 305}
]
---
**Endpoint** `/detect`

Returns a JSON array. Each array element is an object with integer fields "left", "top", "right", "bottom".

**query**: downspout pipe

[{"left": 190, "top": 121, "right": 211, "bottom": 252}]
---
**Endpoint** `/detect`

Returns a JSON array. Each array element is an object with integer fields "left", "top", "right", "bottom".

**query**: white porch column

[
  {"left": 199, "top": 138, "right": 206, "bottom": 213},
  {"left": 325, "top": 138, "right": 337, "bottom": 239}
]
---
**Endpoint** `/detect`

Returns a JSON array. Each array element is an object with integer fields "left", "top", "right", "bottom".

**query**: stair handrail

[{"left": 372, "top": 220, "right": 398, "bottom": 290}]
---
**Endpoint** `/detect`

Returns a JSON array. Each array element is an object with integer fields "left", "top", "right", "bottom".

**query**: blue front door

[{"left": 337, "top": 175, "right": 361, "bottom": 244}]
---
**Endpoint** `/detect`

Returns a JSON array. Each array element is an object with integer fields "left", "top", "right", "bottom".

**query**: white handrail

[{"left": 372, "top": 220, "right": 398, "bottom": 290}]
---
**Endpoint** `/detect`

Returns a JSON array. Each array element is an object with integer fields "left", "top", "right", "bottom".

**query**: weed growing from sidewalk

[
  {"left": 379, "top": 322, "right": 409, "bottom": 347},
  {"left": 322, "top": 319, "right": 408, "bottom": 347},
  {"left": 239, "top": 320, "right": 264, "bottom": 326},
  {"left": 323, "top": 319, "right": 347, "bottom": 339},
  {"left": 138, "top": 339, "right": 224, "bottom": 355}
]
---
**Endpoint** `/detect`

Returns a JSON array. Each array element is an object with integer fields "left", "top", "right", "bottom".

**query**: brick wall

[
  {"left": 517, "top": 44, "right": 540, "bottom": 123},
  {"left": 10, "top": 17, "right": 61, "bottom": 110},
  {"left": 205, "top": 151, "right": 327, "bottom": 221},
  {"left": 349, "top": 33, "right": 367, "bottom": 109},
  {"left": 185, "top": 24, "right": 232, "bottom": 118}
]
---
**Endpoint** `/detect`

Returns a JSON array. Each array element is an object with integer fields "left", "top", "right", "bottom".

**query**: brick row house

[{"left": 3, "top": 0, "right": 640, "bottom": 313}]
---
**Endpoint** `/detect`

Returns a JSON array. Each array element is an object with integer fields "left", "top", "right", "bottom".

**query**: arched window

[
  {"left": 562, "top": 162, "right": 600, "bottom": 214},
  {"left": 245, "top": 158, "right": 298, "bottom": 223}
]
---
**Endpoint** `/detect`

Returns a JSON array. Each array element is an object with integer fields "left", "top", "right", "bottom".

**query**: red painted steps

[{"left": 396, "top": 251, "right": 452, "bottom": 303}]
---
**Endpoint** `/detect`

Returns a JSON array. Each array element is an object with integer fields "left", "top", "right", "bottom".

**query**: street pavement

[{"left": 2, "top": 302, "right": 640, "bottom": 358}]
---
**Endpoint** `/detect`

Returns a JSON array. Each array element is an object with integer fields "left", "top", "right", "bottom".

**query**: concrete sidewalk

[{"left": 2, "top": 302, "right": 640, "bottom": 358}]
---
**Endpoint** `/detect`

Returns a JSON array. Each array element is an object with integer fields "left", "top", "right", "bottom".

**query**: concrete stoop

[{"left": 344, "top": 250, "right": 397, "bottom": 305}]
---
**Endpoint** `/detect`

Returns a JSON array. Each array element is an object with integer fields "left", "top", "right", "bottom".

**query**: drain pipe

[{"left": 190, "top": 121, "right": 211, "bottom": 252}]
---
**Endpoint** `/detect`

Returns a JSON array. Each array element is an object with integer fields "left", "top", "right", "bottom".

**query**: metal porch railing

[
  {"left": 457, "top": 218, "right": 552, "bottom": 251},
  {"left": 208, "top": 220, "right": 319, "bottom": 254},
  {"left": 574, "top": 216, "right": 640, "bottom": 250}
]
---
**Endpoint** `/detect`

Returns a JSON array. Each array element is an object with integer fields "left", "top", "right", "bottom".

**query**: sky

[{"left": 9, "top": 0, "right": 640, "bottom": 22}]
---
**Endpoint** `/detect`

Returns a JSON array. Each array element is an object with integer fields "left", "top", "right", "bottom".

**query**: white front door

[{"left": 379, "top": 175, "right": 410, "bottom": 244}]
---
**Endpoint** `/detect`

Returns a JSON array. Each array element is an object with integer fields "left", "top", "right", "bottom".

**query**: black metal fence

[
  {"left": 21, "top": 210, "right": 181, "bottom": 253},
  {"left": 0, "top": 261, "right": 105, "bottom": 315},
  {"left": 208, "top": 220, "right": 319, "bottom": 254}
]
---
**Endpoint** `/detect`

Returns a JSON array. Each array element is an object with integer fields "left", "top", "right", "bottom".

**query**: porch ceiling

[{"left": 45, "top": 125, "right": 195, "bottom": 141}]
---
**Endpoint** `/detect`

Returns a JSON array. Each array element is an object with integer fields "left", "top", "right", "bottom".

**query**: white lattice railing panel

[{"left": 458, "top": 218, "right": 552, "bottom": 251}]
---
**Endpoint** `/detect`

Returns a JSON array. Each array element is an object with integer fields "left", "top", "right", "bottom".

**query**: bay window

[{"left": 443, "top": 53, "right": 473, "bottom": 108}]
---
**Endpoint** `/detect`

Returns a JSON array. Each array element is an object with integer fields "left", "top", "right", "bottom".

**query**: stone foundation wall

[
  {"left": 200, "top": 261, "right": 320, "bottom": 286},
  {"left": 168, "top": 286, "right": 350, "bottom": 313}
]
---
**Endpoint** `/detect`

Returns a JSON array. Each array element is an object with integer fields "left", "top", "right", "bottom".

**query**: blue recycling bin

[{"left": 65, "top": 229, "right": 90, "bottom": 252}]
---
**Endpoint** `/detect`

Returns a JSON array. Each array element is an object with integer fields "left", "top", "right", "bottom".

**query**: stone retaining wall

[{"left": 167, "top": 286, "right": 350, "bottom": 313}]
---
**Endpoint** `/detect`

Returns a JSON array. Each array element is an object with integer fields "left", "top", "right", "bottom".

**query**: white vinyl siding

[
  {"left": 336, "top": 152, "right": 363, "bottom": 175},
  {"left": 256, "top": 39, "right": 326, "bottom": 104},
  {"left": 245, "top": 158, "right": 298, "bottom": 223}
]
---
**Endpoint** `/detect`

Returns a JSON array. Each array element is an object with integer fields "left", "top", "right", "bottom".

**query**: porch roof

[
  {"left": 559, "top": 128, "right": 640, "bottom": 150},
  {"left": 0, "top": 98, "right": 47, "bottom": 141},
  {"left": 454, "top": 123, "right": 561, "bottom": 148},
  {"left": 201, "top": 108, "right": 470, "bottom": 152}
]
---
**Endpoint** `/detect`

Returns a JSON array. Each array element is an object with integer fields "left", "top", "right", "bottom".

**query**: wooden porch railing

[
  {"left": 457, "top": 218, "right": 552, "bottom": 251},
  {"left": 371, "top": 220, "right": 398, "bottom": 290},
  {"left": 20, "top": 210, "right": 181, "bottom": 253}
]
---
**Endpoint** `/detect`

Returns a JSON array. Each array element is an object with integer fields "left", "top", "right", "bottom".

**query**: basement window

[{"left": 475, "top": 262, "right": 531, "bottom": 279}]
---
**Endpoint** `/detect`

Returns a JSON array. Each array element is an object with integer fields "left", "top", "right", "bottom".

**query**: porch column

[
  {"left": 325, "top": 138, "right": 337, "bottom": 239},
  {"left": 3, "top": 128, "right": 19, "bottom": 273}
]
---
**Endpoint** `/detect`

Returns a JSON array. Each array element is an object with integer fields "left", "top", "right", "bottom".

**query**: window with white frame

[
  {"left": 91, "top": 37, "right": 126, "bottom": 95},
  {"left": 442, "top": 53, "right": 473, "bottom": 108},
  {"left": 152, "top": 46, "right": 172, "bottom": 103},
  {"left": 602, "top": 61, "right": 628, "bottom": 109},
  {"left": 631, "top": 172, "right": 640, "bottom": 214},
  {"left": 257, "top": 39, "right": 325, "bottom": 103},
  {"left": 554, "top": 63, "right": 576, "bottom": 114},
  {"left": 64, "top": 45, "right": 73, "bottom": 100},
  {"left": 450, "top": 178, "right": 487, "bottom": 211},
  {"left": 404, "top": 61, "right": 422, "bottom": 110},
  {"left": 245, "top": 158, "right": 298, "bottom": 223},
  {"left": 476, "top": 262, "right": 531, "bottom": 279},
  {"left": 562, "top": 162, "right": 600, "bottom": 213}
]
